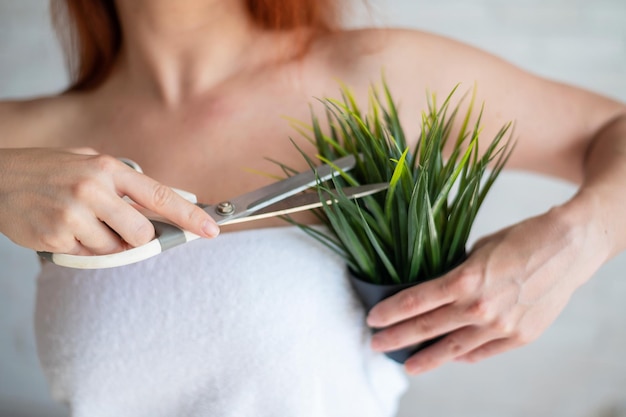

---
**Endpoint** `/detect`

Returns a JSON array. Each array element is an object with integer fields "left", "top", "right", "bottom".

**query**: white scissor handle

[{"left": 40, "top": 222, "right": 200, "bottom": 269}]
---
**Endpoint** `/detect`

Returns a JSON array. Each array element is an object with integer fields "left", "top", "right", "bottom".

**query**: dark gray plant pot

[{"left": 348, "top": 272, "right": 441, "bottom": 363}]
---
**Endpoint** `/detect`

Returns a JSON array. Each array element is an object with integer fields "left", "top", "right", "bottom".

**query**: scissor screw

[{"left": 216, "top": 201, "right": 235, "bottom": 216}]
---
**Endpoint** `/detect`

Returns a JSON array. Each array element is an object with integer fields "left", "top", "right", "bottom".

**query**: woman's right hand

[{"left": 0, "top": 148, "right": 220, "bottom": 256}]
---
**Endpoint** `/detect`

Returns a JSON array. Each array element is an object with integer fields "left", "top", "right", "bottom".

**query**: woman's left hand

[{"left": 365, "top": 204, "right": 608, "bottom": 375}]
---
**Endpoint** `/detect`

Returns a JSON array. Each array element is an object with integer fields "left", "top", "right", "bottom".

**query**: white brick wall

[{"left": 1, "top": 1, "right": 625, "bottom": 416}]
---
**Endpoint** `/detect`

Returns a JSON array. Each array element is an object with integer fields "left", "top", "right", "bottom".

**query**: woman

[{"left": 1, "top": 0, "right": 625, "bottom": 415}]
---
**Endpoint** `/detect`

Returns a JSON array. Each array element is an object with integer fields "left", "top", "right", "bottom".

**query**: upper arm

[
  {"left": 335, "top": 28, "right": 626, "bottom": 184},
  {"left": 434, "top": 47, "right": 626, "bottom": 183}
]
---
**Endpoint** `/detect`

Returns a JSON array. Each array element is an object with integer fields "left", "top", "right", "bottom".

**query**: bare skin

[{"left": 1, "top": 0, "right": 626, "bottom": 375}]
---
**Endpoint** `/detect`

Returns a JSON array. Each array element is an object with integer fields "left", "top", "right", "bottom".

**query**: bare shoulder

[
  {"left": 305, "top": 27, "right": 525, "bottom": 140},
  {"left": 0, "top": 94, "right": 81, "bottom": 149},
  {"left": 305, "top": 27, "right": 535, "bottom": 124},
  {"left": 311, "top": 27, "right": 529, "bottom": 93}
]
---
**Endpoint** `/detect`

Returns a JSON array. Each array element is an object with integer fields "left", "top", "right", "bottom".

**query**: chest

[{"left": 79, "top": 89, "right": 322, "bottom": 207}]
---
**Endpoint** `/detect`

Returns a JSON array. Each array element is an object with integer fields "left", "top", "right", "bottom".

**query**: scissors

[{"left": 37, "top": 155, "right": 387, "bottom": 269}]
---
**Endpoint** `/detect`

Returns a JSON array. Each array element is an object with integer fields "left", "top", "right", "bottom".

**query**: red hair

[{"left": 51, "top": 0, "right": 344, "bottom": 92}]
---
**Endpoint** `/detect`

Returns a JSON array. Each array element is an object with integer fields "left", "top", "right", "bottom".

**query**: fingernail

[{"left": 202, "top": 220, "right": 220, "bottom": 238}]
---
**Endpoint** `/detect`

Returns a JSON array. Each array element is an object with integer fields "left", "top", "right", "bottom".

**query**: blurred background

[{"left": 0, "top": 0, "right": 625, "bottom": 416}]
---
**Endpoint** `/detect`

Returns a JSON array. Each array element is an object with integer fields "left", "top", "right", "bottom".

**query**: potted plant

[{"left": 285, "top": 78, "right": 514, "bottom": 363}]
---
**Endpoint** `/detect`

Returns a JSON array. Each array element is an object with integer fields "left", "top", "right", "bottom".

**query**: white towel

[{"left": 35, "top": 226, "right": 408, "bottom": 417}]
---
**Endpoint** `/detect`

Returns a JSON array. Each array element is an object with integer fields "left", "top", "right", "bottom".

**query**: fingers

[
  {"left": 363, "top": 263, "right": 523, "bottom": 375},
  {"left": 362, "top": 212, "right": 582, "bottom": 376},
  {"left": 3, "top": 148, "right": 220, "bottom": 257},
  {"left": 9, "top": 149, "right": 220, "bottom": 256},
  {"left": 113, "top": 166, "right": 220, "bottom": 239},
  {"left": 403, "top": 326, "right": 496, "bottom": 375},
  {"left": 371, "top": 304, "right": 470, "bottom": 353},
  {"left": 73, "top": 214, "right": 130, "bottom": 255},
  {"left": 366, "top": 274, "right": 460, "bottom": 328},
  {"left": 38, "top": 205, "right": 130, "bottom": 256},
  {"left": 93, "top": 193, "right": 156, "bottom": 248}
]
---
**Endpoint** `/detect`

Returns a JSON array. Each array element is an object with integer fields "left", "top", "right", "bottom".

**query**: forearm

[{"left": 561, "top": 113, "right": 626, "bottom": 260}]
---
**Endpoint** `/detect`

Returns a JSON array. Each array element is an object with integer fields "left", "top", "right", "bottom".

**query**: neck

[{"left": 112, "top": 0, "right": 261, "bottom": 105}]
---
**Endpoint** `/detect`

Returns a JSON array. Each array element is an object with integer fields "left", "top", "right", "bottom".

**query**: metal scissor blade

[
  {"left": 205, "top": 155, "right": 356, "bottom": 224},
  {"left": 221, "top": 182, "right": 389, "bottom": 225}
]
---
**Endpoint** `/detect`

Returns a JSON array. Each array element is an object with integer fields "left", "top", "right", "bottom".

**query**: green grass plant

[{"left": 286, "top": 79, "right": 514, "bottom": 285}]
